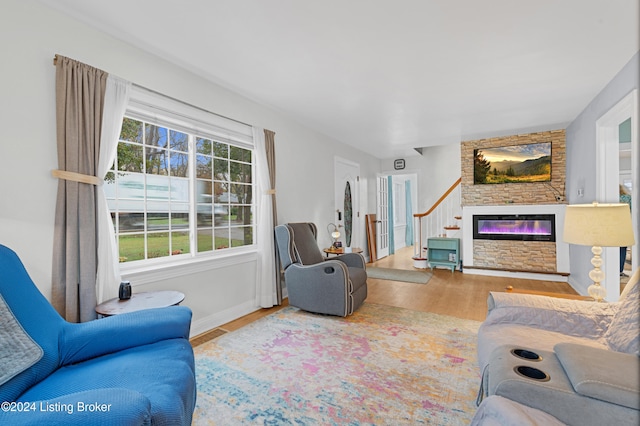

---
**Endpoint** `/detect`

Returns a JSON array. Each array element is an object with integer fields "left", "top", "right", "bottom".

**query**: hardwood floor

[
  {"left": 366, "top": 246, "right": 579, "bottom": 321},
  {"left": 191, "top": 245, "right": 580, "bottom": 345}
]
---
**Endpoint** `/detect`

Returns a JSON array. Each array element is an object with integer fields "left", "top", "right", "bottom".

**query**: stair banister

[{"left": 413, "top": 177, "right": 462, "bottom": 262}]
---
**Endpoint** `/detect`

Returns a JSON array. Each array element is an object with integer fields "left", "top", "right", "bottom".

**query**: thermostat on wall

[{"left": 394, "top": 159, "right": 405, "bottom": 170}]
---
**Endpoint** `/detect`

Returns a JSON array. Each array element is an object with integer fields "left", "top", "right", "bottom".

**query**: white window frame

[{"left": 109, "top": 86, "right": 258, "bottom": 282}]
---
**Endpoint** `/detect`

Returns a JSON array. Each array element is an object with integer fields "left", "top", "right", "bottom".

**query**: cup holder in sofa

[
  {"left": 513, "top": 365, "right": 550, "bottom": 382},
  {"left": 510, "top": 348, "right": 542, "bottom": 361}
]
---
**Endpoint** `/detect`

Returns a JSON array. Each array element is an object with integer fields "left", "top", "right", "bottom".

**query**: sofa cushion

[
  {"left": 604, "top": 269, "right": 640, "bottom": 354},
  {"left": 485, "top": 292, "right": 616, "bottom": 339},
  {"left": 0, "top": 295, "right": 43, "bottom": 386},
  {"left": 556, "top": 342, "right": 640, "bottom": 410}
]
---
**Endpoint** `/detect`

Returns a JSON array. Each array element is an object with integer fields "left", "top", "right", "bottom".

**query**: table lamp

[
  {"left": 563, "top": 202, "right": 635, "bottom": 302},
  {"left": 327, "top": 223, "right": 341, "bottom": 249}
]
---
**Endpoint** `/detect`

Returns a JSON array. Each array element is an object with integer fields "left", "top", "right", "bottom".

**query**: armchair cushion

[
  {"left": 334, "top": 252, "right": 366, "bottom": 269},
  {"left": 287, "top": 223, "right": 325, "bottom": 265},
  {"left": 19, "top": 338, "right": 195, "bottom": 425},
  {"left": 0, "top": 295, "right": 43, "bottom": 386},
  {"left": 1, "top": 389, "right": 152, "bottom": 426},
  {"left": 555, "top": 343, "right": 640, "bottom": 410}
]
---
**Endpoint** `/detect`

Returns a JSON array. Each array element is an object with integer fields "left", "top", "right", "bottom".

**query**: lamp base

[
  {"left": 587, "top": 282, "right": 607, "bottom": 302},
  {"left": 587, "top": 246, "right": 607, "bottom": 302}
]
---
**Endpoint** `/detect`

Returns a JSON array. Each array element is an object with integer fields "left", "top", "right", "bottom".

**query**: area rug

[
  {"left": 366, "top": 266, "right": 432, "bottom": 284},
  {"left": 193, "top": 303, "right": 481, "bottom": 425}
]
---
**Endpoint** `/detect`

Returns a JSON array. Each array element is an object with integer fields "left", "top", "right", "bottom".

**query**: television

[{"left": 473, "top": 142, "right": 551, "bottom": 184}]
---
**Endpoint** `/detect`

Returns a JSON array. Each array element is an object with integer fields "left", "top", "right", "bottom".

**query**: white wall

[
  {"left": 565, "top": 51, "right": 639, "bottom": 295},
  {"left": 382, "top": 144, "right": 461, "bottom": 215},
  {"left": 0, "top": 0, "right": 381, "bottom": 334}
]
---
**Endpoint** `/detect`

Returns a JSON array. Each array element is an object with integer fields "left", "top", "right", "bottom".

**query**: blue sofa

[{"left": 0, "top": 245, "right": 196, "bottom": 425}]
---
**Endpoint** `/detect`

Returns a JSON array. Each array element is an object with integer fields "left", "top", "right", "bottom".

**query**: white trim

[
  {"left": 127, "top": 85, "right": 253, "bottom": 148},
  {"left": 595, "top": 89, "right": 638, "bottom": 301},
  {"left": 463, "top": 267, "right": 570, "bottom": 283},
  {"left": 121, "top": 250, "right": 257, "bottom": 286}
]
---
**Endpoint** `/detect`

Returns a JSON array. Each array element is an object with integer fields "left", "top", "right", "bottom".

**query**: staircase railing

[{"left": 413, "top": 178, "right": 462, "bottom": 261}]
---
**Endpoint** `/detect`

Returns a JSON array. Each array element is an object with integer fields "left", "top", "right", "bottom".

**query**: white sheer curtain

[
  {"left": 253, "top": 126, "right": 277, "bottom": 307},
  {"left": 96, "top": 76, "right": 131, "bottom": 303}
]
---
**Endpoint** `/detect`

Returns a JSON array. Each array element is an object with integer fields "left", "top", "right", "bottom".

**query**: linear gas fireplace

[{"left": 473, "top": 214, "right": 556, "bottom": 242}]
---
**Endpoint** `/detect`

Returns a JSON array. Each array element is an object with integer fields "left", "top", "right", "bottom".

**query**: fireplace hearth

[{"left": 473, "top": 214, "right": 556, "bottom": 242}]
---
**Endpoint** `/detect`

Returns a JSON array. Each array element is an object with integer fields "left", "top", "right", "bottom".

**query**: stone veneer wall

[
  {"left": 473, "top": 240, "right": 557, "bottom": 272},
  {"left": 461, "top": 129, "right": 566, "bottom": 205},
  {"left": 460, "top": 130, "right": 566, "bottom": 272}
]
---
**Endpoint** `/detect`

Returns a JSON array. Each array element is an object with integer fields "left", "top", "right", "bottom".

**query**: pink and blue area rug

[{"left": 193, "top": 303, "right": 481, "bottom": 425}]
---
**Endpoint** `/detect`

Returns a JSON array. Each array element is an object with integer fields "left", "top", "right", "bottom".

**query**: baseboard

[
  {"left": 190, "top": 300, "right": 259, "bottom": 338},
  {"left": 190, "top": 289, "right": 290, "bottom": 338},
  {"left": 463, "top": 266, "right": 569, "bottom": 282}
]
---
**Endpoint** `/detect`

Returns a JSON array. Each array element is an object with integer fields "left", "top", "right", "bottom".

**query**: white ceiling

[{"left": 39, "top": 0, "right": 639, "bottom": 159}]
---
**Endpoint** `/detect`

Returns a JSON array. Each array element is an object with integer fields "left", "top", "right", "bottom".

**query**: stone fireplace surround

[
  {"left": 462, "top": 204, "right": 569, "bottom": 281},
  {"left": 460, "top": 130, "right": 568, "bottom": 281}
]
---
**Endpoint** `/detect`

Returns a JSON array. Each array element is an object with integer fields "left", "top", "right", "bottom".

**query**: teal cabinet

[{"left": 427, "top": 238, "right": 460, "bottom": 273}]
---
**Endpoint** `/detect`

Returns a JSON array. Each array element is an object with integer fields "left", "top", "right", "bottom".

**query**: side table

[
  {"left": 95, "top": 290, "right": 185, "bottom": 317},
  {"left": 323, "top": 247, "right": 363, "bottom": 257}
]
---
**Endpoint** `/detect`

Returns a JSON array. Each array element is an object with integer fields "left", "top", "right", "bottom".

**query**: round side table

[{"left": 95, "top": 290, "right": 185, "bottom": 317}]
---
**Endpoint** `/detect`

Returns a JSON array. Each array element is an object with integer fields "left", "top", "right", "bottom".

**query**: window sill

[{"left": 120, "top": 247, "right": 258, "bottom": 286}]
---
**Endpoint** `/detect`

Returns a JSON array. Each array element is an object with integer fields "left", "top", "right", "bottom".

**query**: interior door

[
  {"left": 376, "top": 175, "right": 389, "bottom": 259},
  {"left": 334, "top": 157, "right": 360, "bottom": 250}
]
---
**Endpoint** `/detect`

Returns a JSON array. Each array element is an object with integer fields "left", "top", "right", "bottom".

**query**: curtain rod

[{"left": 52, "top": 54, "right": 253, "bottom": 128}]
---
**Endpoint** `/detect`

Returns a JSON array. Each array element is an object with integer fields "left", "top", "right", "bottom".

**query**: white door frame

[{"left": 596, "top": 89, "right": 638, "bottom": 301}]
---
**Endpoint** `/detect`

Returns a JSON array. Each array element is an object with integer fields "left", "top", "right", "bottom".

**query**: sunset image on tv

[{"left": 473, "top": 142, "right": 551, "bottom": 184}]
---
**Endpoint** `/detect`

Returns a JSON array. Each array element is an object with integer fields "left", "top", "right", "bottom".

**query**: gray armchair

[{"left": 275, "top": 222, "right": 367, "bottom": 316}]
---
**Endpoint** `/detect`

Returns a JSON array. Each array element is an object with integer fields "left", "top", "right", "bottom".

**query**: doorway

[
  {"left": 596, "top": 89, "right": 638, "bottom": 300},
  {"left": 334, "top": 157, "right": 360, "bottom": 250},
  {"left": 375, "top": 173, "right": 418, "bottom": 261}
]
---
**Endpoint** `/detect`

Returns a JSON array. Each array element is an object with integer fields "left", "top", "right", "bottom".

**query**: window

[{"left": 105, "top": 88, "right": 255, "bottom": 264}]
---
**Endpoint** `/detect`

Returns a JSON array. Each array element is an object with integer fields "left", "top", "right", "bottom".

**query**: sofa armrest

[
  {"left": 484, "top": 292, "right": 617, "bottom": 339},
  {"left": 1, "top": 389, "right": 151, "bottom": 425},
  {"left": 332, "top": 252, "right": 366, "bottom": 269},
  {"left": 556, "top": 343, "right": 640, "bottom": 410},
  {"left": 59, "top": 306, "right": 192, "bottom": 365}
]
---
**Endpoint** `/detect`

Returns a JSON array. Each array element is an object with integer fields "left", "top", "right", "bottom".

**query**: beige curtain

[
  {"left": 264, "top": 129, "right": 282, "bottom": 304},
  {"left": 52, "top": 56, "right": 107, "bottom": 322}
]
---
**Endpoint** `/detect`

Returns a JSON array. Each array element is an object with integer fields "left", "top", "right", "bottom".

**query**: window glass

[{"left": 106, "top": 117, "right": 255, "bottom": 263}]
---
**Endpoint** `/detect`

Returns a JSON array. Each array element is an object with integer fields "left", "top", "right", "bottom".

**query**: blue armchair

[{"left": 0, "top": 245, "right": 196, "bottom": 425}]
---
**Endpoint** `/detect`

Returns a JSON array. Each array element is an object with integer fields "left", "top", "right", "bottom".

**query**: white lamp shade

[{"left": 563, "top": 202, "right": 635, "bottom": 247}]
